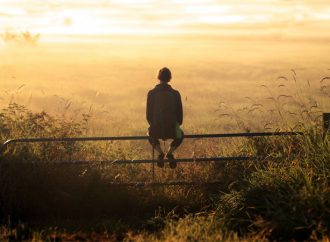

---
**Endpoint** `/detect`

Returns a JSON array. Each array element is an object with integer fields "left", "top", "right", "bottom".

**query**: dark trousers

[{"left": 148, "top": 131, "right": 184, "bottom": 149}]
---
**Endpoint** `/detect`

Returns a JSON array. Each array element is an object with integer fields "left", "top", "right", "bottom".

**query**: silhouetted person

[{"left": 146, "top": 67, "right": 184, "bottom": 168}]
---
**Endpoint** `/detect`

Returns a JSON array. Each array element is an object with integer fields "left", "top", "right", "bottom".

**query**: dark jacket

[{"left": 146, "top": 83, "right": 183, "bottom": 139}]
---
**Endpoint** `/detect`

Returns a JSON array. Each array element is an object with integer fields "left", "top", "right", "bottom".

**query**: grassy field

[
  {"left": 0, "top": 99, "right": 329, "bottom": 241},
  {"left": 1, "top": 39, "right": 330, "bottom": 241}
]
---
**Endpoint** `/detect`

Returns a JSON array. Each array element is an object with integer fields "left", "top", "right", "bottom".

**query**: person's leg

[
  {"left": 153, "top": 141, "right": 164, "bottom": 155},
  {"left": 167, "top": 131, "right": 184, "bottom": 155},
  {"left": 148, "top": 136, "right": 165, "bottom": 168},
  {"left": 148, "top": 137, "right": 163, "bottom": 154},
  {"left": 148, "top": 127, "right": 164, "bottom": 155},
  {"left": 166, "top": 131, "right": 184, "bottom": 169}
]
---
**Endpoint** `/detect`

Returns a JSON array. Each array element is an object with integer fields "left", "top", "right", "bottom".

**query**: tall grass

[
  {"left": 0, "top": 72, "right": 330, "bottom": 241},
  {"left": 208, "top": 72, "right": 330, "bottom": 240},
  {"left": 217, "top": 130, "right": 330, "bottom": 240},
  {"left": 0, "top": 103, "right": 233, "bottom": 230}
]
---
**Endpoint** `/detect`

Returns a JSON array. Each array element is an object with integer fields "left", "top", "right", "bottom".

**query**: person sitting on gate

[{"left": 146, "top": 67, "right": 184, "bottom": 169}]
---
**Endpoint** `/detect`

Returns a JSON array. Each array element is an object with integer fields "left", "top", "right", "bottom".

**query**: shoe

[
  {"left": 166, "top": 153, "right": 177, "bottom": 169},
  {"left": 169, "top": 161, "right": 177, "bottom": 169},
  {"left": 166, "top": 153, "right": 174, "bottom": 159},
  {"left": 157, "top": 153, "right": 165, "bottom": 168}
]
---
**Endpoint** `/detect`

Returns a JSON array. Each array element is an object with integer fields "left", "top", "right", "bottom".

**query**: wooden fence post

[{"left": 323, "top": 113, "right": 330, "bottom": 133}]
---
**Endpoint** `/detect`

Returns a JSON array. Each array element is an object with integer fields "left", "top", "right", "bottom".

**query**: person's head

[{"left": 158, "top": 67, "right": 172, "bottom": 83}]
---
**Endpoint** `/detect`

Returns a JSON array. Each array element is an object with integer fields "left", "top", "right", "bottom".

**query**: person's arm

[
  {"left": 146, "top": 91, "right": 153, "bottom": 125},
  {"left": 176, "top": 91, "right": 183, "bottom": 125}
]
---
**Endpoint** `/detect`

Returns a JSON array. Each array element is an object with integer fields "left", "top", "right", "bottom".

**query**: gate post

[
  {"left": 0, "top": 143, "right": 4, "bottom": 154},
  {"left": 0, "top": 144, "right": 4, "bottom": 161},
  {"left": 152, "top": 147, "right": 155, "bottom": 180},
  {"left": 323, "top": 113, "right": 330, "bottom": 133}
]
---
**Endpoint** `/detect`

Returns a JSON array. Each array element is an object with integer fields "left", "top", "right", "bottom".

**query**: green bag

[{"left": 176, "top": 123, "right": 182, "bottom": 139}]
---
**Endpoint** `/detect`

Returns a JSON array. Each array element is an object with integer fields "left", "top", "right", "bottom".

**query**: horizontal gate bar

[
  {"left": 14, "top": 156, "right": 255, "bottom": 165},
  {"left": 106, "top": 181, "right": 225, "bottom": 187},
  {"left": 111, "top": 156, "right": 255, "bottom": 164},
  {"left": 1, "top": 131, "right": 303, "bottom": 149}
]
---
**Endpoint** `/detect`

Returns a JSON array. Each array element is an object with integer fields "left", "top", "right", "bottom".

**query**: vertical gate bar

[
  {"left": 152, "top": 147, "right": 155, "bottom": 180},
  {"left": 323, "top": 113, "right": 330, "bottom": 133},
  {"left": 0, "top": 144, "right": 4, "bottom": 159}
]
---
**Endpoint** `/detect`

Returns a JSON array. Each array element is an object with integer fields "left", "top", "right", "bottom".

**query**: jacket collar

[{"left": 155, "top": 83, "right": 171, "bottom": 88}]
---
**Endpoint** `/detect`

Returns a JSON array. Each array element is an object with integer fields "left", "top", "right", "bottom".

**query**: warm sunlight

[
  {"left": 1, "top": 1, "right": 330, "bottom": 241},
  {"left": 1, "top": 0, "right": 330, "bottom": 41}
]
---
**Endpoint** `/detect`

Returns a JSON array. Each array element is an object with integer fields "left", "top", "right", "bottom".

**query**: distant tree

[
  {"left": 1, "top": 31, "right": 41, "bottom": 45},
  {"left": 21, "top": 31, "right": 41, "bottom": 44}
]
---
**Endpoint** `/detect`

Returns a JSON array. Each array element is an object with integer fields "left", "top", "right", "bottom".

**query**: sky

[{"left": 1, "top": 0, "right": 330, "bottom": 41}]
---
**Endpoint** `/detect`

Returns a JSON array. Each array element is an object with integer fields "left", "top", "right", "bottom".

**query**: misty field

[
  {"left": 1, "top": 37, "right": 330, "bottom": 133},
  {"left": 1, "top": 38, "right": 330, "bottom": 241}
]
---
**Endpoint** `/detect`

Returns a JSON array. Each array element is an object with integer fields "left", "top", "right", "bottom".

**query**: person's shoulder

[
  {"left": 170, "top": 87, "right": 181, "bottom": 96},
  {"left": 148, "top": 86, "right": 157, "bottom": 95}
]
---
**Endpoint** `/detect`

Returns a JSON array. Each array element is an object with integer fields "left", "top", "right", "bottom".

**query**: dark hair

[{"left": 158, "top": 67, "right": 172, "bottom": 82}]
